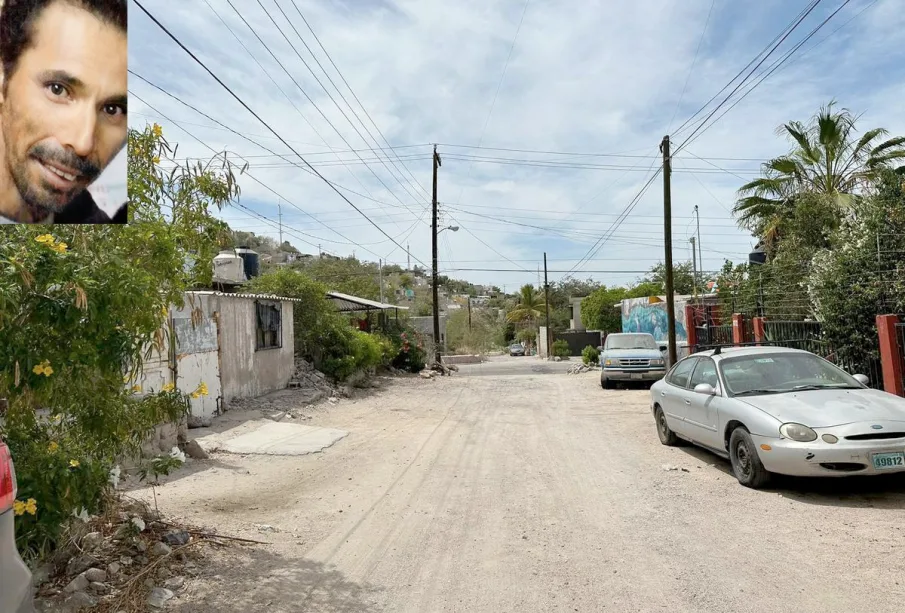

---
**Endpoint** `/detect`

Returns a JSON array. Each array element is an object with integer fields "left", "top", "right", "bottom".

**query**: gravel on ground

[{"left": 128, "top": 358, "right": 905, "bottom": 613}]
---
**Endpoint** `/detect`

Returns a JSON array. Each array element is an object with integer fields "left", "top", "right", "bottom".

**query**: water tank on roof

[
  {"left": 749, "top": 245, "right": 766, "bottom": 265},
  {"left": 213, "top": 250, "right": 245, "bottom": 284},
  {"left": 235, "top": 246, "right": 260, "bottom": 279}
]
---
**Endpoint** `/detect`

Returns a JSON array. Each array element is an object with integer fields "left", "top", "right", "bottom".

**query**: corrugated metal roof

[
  {"left": 186, "top": 290, "right": 308, "bottom": 303},
  {"left": 185, "top": 290, "right": 409, "bottom": 311},
  {"left": 326, "top": 291, "right": 409, "bottom": 312}
]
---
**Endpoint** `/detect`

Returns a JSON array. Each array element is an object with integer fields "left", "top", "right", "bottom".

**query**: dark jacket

[{"left": 54, "top": 190, "right": 127, "bottom": 224}]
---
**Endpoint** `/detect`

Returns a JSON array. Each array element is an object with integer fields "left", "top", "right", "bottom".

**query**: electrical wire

[
  {"left": 666, "top": 0, "right": 716, "bottom": 133},
  {"left": 671, "top": 0, "right": 822, "bottom": 138},
  {"left": 254, "top": 0, "right": 429, "bottom": 210},
  {"left": 678, "top": 0, "right": 855, "bottom": 153},
  {"left": 674, "top": 0, "right": 826, "bottom": 154},
  {"left": 132, "top": 0, "right": 429, "bottom": 268}
]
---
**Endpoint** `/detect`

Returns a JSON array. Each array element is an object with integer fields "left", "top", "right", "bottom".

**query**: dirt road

[{"left": 132, "top": 357, "right": 905, "bottom": 612}]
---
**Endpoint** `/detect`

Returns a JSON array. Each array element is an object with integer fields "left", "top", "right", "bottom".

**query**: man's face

[{"left": 0, "top": 1, "right": 127, "bottom": 217}]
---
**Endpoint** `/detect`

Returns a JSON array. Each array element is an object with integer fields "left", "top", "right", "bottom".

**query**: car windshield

[
  {"left": 511, "top": 344, "right": 522, "bottom": 349},
  {"left": 605, "top": 334, "right": 658, "bottom": 350},
  {"left": 720, "top": 353, "right": 863, "bottom": 396}
]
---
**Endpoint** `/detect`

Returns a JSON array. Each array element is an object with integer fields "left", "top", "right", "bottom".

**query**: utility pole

[
  {"left": 694, "top": 204, "right": 703, "bottom": 287},
  {"left": 468, "top": 296, "right": 472, "bottom": 332},
  {"left": 661, "top": 135, "right": 677, "bottom": 366},
  {"left": 690, "top": 237, "right": 698, "bottom": 298},
  {"left": 278, "top": 199, "right": 283, "bottom": 246},
  {"left": 544, "top": 252, "right": 552, "bottom": 361},
  {"left": 407, "top": 243, "right": 411, "bottom": 271},
  {"left": 431, "top": 145, "right": 442, "bottom": 365},
  {"left": 317, "top": 244, "right": 321, "bottom": 259},
  {"left": 378, "top": 259, "right": 384, "bottom": 304}
]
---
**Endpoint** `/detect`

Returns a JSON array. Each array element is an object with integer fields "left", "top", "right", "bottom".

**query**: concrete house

[{"left": 138, "top": 291, "right": 297, "bottom": 427}]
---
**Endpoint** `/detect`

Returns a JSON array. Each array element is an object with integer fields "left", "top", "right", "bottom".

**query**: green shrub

[
  {"left": 552, "top": 339, "right": 571, "bottom": 358},
  {"left": 582, "top": 345, "right": 599, "bottom": 365},
  {"left": 392, "top": 329, "right": 427, "bottom": 372}
]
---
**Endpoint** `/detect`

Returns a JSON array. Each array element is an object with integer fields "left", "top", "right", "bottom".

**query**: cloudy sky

[{"left": 128, "top": 0, "right": 905, "bottom": 291}]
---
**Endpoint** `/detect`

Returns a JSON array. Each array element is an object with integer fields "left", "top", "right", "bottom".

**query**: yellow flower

[
  {"left": 50, "top": 242, "right": 68, "bottom": 253},
  {"left": 32, "top": 360, "right": 53, "bottom": 376},
  {"left": 35, "top": 234, "right": 54, "bottom": 244},
  {"left": 52, "top": 414, "right": 62, "bottom": 424},
  {"left": 196, "top": 382, "right": 209, "bottom": 397},
  {"left": 189, "top": 392, "right": 200, "bottom": 399},
  {"left": 152, "top": 123, "right": 162, "bottom": 137},
  {"left": 161, "top": 383, "right": 175, "bottom": 392},
  {"left": 13, "top": 500, "right": 25, "bottom": 516},
  {"left": 24, "top": 499, "right": 37, "bottom": 515},
  {"left": 69, "top": 459, "right": 80, "bottom": 468},
  {"left": 48, "top": 441, "right": 59, "bottom": 452},
  {"left": 131, "top": 384, "right": 142, "bottom": 393},
  {"left": 152, "top": 156, "right": 160, "bottom": 164}
]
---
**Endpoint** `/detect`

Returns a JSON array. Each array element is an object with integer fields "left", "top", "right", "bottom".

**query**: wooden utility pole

[
  {"left": 468, "top": 296, "right": 472, "bottom": 331},
  {"left": 694, "top": 204, "right": 703, "bottom": 287},
  {"left": 432, "top": 145, "right": 442, "bottom": 365},
  {"left": 378, "top": 259, "right": 384, "bottom": 303},
  {"left": 690, "top": 237, "right": 698, "bottom": 298},
  {"left": 278, "top": 199, "right": 283, "bottom": 245},
  {"left": 661, "top": 135, "right": 677, "bottom": 366},
  {"left": 544, "top": 252, "right": 552, "bottom": 360}
]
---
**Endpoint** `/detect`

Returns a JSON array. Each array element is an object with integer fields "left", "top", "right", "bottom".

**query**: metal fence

[
  {"left": 897, "top": 323, "right": 905, "bottom": 391},
  {"left": 763, "top": 320, "right": 822, "bottom": 342},
  {"left": 694, "top": 324, "right": 733, "bottom": 350}
]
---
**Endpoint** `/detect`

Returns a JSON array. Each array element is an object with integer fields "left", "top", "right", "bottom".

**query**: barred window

[{"left": 255, "top": 300, "right": 281, "bottom": 350}]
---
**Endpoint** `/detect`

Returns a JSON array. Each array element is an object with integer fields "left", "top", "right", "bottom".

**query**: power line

[
  {"left": 132, "top": 0, "right": 429, "bottom": 268},
  {"left": 287, "top": 0, "right": 435, "bottom": 203},
  {"left": 672, "top": 0, "right": 822, "bottom": 139},
  {"left": 666, "top": 0, "right": 716, "bottom": 133},
  {"left": 205, "top": 0, "right": 417, "bottom": 232},
  {"left": 130, "top": 90, "right": 385, "bottom": 255},
  {"left": 130, "top": 73, "right": 422, "bottom": 248},
  {"left": 674, "top": 0, "right": 826, "bottom": 153},
  {"left": 679, "top": 0, "right": 854, "bottom": 153},
  {"left": 254, "top": 0, "right": 429, "bottom": 209}
]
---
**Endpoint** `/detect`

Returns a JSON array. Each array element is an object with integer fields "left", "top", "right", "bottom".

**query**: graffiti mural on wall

[{"left": 621, "top": 297, "right": 687, "bottom": 343}]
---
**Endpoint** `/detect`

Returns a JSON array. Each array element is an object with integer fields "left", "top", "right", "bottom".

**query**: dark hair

[{"left": 0, "top": 0, "right": 126, "bottom": 80}]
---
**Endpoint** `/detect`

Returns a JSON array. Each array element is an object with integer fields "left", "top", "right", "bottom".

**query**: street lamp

[{"left": 438, "top": 225, "right": 459, "bottom": 234}]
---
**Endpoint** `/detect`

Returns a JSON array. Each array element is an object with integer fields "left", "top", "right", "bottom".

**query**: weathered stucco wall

[{"left": 216, "top": 296, "right": 294, "bottom": 404}]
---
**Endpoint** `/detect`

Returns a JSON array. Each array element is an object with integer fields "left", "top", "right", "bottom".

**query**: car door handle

[
  {"left": 661, "top": 392, "right": 667, "bottom": 397},
  {"left": 684, "top": 399, "right": 691, "bottom": 405}
]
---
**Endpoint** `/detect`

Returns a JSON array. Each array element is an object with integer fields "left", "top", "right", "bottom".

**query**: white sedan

[{"left": 650, "top": 346, "right": 905, "bottom": 488}]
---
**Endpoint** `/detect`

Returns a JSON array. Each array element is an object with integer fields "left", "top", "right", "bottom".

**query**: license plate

[
  {"left": 872, "top": 452, "right": 905, "bottom": 470},
  {"left": 631, "top": 373, "right": 643, "bottom": 380}
]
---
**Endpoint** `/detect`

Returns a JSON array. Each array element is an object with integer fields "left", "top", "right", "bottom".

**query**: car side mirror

[
  {"left": 693, "top": 383, "right": 716, "bottom": 396},
  {"left": 853, "top": 374, "right": 869, "bottom": 386},
  {"left": 659, "top": 345, "right": 668, "bottom": 352}
]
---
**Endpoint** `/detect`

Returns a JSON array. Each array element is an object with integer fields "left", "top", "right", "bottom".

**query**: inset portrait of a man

[{"left": 0, "top": 0, "right": 127, "bottom": 224}]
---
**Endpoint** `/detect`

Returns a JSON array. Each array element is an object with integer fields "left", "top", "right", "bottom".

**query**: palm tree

[
  {"left": 506, "top": 285, "right": 546, "bottom": 351},
  {"left": 734, "top": 102, "right": 905, "bottom": 247}
]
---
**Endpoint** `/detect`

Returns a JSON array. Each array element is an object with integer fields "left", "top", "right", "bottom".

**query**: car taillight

[{"left": 0, "top": 441, "right": 16, "bottom": 513}]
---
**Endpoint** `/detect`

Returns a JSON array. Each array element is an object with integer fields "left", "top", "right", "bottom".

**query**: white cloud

[{"left": 128, "top": 0, "right": 905, "bottom": 288}]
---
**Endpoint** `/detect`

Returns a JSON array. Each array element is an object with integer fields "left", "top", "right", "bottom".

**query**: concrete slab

[{"left": 216, "top": 421, "right": 349, "bottom": 456}]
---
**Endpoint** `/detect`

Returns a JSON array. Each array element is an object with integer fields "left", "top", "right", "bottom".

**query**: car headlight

[
  {"left": 779, "top": 423, "right": 817, "bottom": 442},
  {"left": 604, "top": 359, "right": 614, "bottom": 366},
  {"left": 650, "top": 359, "right": 664, "bottom": 366}
]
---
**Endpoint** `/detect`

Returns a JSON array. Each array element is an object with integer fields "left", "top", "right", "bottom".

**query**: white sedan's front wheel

[{"left": 729, "top": 427, "right": 772, "bottom": 489}]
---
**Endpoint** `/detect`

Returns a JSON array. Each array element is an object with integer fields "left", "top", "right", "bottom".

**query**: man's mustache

[{"left": 29, "top": 143, "right": 100, "bottom": 181}]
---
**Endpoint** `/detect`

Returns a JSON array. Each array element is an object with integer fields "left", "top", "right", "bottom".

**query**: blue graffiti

[{"left": 622, "top": 303, "right": 687, "bottom": 342}]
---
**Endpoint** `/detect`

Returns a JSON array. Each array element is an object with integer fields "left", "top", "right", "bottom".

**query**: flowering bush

[{"left": 0, "top": 124, "right": 237, "bottom": 559}]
